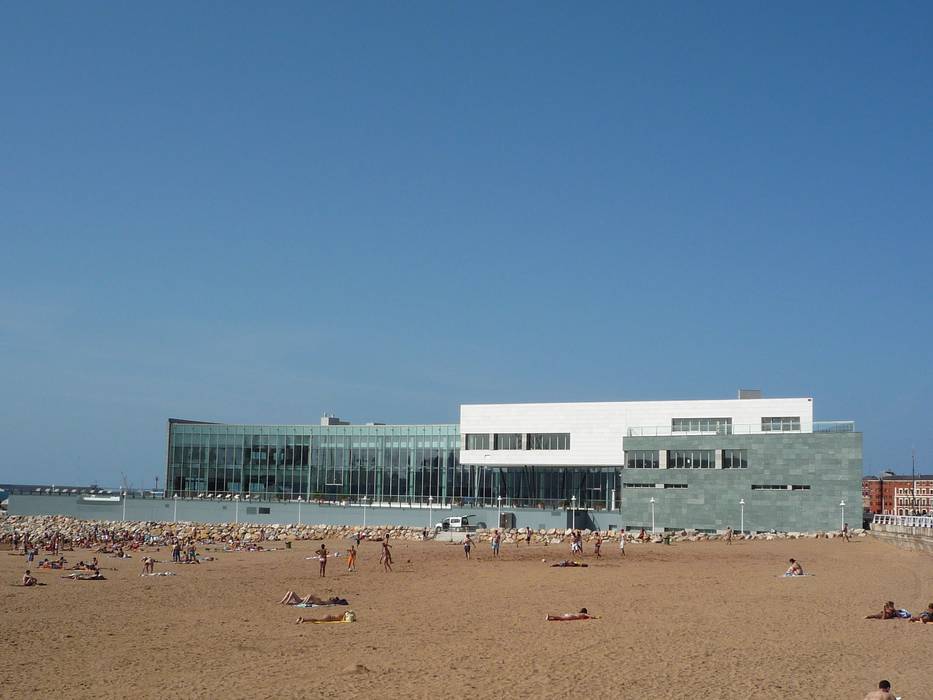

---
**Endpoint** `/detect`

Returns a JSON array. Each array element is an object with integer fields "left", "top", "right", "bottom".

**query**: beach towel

[
  {"left": 896, "top": 609, "right": 911, "bottom": 618},
  {"left": 295, "top": 600, "right": 348, "bottom": 608},
  {"left": 780, "top": 573, "right": 814, "bottom": 577},
  {"left": 140, "top": 572, "right": 176, "bottom": 577}
]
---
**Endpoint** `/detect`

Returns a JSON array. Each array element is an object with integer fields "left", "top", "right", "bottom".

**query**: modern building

[
  {"left": 862, "top": 472, "right": 933, "bottom": 515},
  {"left": 163, "top": 392, "right": 862, "bottom": 532}
]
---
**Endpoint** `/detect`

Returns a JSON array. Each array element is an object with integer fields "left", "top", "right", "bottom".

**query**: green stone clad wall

[{"left": 619, "top": 433, "right": 862, "bottom": 533}]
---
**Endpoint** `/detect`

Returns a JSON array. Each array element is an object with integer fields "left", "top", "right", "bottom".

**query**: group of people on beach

[{"left": 865, "top": 600, "right": 933, "bottom": 623}]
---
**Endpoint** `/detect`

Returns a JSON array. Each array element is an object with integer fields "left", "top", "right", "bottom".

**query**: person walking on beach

[
  {"left": 525, "top": 527, "right": 533, "bottom": 545},
  {"left": 463, "top": 534, "right": 475, "bottom": 560},
  {"left": 380, "top": 538, "right": 393, "bottom": 572},
  {"left": 491, "top": 530, "right": 501, "bottom": 558},
  {"left": 725, "top": 527, "right": 733, "bottom": 544},
  {"left": 863, "top": 679, "right": 895, "bottom": 700},
  {"left": 594, "top": 533, "right": 602, "bottom": 559},
  {"left": 355, "top": 531, "right": 363, "bottom": 547},
  {"left": 315, "top": 544, "right": 328, "bottom": 577},
  {"left": 347, "top": 545, "right": 357, "bottom": 572},
  {"left": 842, "top": 523, "right": 850, "bottom": 542},
  {"left": 172, "top": 540, "right": 181, "bottom": 563},
  {"left": 618, "top": 530, "right": 626, "bottom": 557}
]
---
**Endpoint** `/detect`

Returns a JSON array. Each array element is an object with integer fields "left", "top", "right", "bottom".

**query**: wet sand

[{"left": 2, "top": 535, "right": 931, "bottom": 699}]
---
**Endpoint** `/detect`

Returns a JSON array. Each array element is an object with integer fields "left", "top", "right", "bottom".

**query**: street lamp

[
  {"left": 428, "top": 495, "right": 434, "bottom": 530},
  {"left": 571, "top": 495, "right": 577, "bottom": 530},
  {"left": 839, "top": 499, "right": 846, "bottom": 531},
  {"left": 362, "top": 495, "right": 369, "bottom": 529},
  {"left": 497, "top": 495, "right": 502, "bottom": 528},
  {"left": 297, "top": 496, "right": 302, "bottom": 526},
  {"left": 483, "top": 453, "right": 490, "bottom": 507},
  {"left": 122, "top": 492, "right": 127, "bottom": 521},
  {"left": 234, "top": 494, "right": 240, "bottom": 524},
  {"left": 649, "top": 496, "right": 656, "bottom": 532},
  {"left": 739, "top": 498, "right": 745, "bottom": 534},
  {"left": 173, "top": 493, "right": 179, "bottom": 523}
]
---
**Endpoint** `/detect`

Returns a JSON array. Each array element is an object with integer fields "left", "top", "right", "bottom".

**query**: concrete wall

[{"left": 869, "top": 523, "right": 933, "bottom": 554}]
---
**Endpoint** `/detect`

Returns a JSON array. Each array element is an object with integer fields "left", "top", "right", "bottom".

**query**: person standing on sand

[
  {"left": 618, "top": 530, "right": 626, "bottom": 557},
  {"left": 380, "top": 538, "right": 393, "bottom": 572},
  {"left": 316, "top": 544, "right": 328, "bottom": 577},
  {"left": 463, "top": 534, "right": 475, "bottom": 559},
  {"left": 863, "top": 680, "right": 895, "bottom": 700},
  {"left": 491, "top": 530, "right": 501, "bottom": 558},
  {"left": 594, "top": 534, "right": 602, "bottom": 559},
  {"left": 525, "top": 527, "right": 533, "bottom": 545},
  {"left": 347, "top": 545, "right": 357, "bottom": 572},
  {"left": 355, "top": 531, "right": 362, "bottom": 547},
  {"left": 725, "top": 527, "right": 733, "bottom": 544},
  {"left": 842, "top": 523, "right": 850, "bottom": 542}
]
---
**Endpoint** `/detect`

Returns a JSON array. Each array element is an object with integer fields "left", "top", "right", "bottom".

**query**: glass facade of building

[{"left": 166, "top": 419, "right": 618, "bottom": 508}]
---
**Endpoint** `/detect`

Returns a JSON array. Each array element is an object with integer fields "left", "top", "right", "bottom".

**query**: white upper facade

[{"left": 459, "top": 398, "right": 814, "bottom": 467}]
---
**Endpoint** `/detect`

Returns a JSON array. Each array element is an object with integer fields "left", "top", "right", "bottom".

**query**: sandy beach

[{"left": 2, "top": 534, "right": 931, "bottom": 699}]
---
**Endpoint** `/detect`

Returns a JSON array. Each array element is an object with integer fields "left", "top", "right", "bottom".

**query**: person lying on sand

[
  {"left": 22, "top": 570, "right": 39, "bottom": 586},
  {"left": 865, "top": 601, "right": 900, "bottom": 620},
  {"left": 279, "top": 591, "right": 349, "bottom": 606},
  {"left": 910, "top": 603, "right": 933, "bottom": 623},
  {"left": 546, "top": 608, "right": 598, "bottom": 621},
  {"left": 784, "top": 558, "right": 804, "bottom": 576},
  {"left": 294, "top": 610, "right": 356, "bottom": 624},
  {"left": 62, "top": 572, "right": 106, "bottom": 581},
  {"left": 550, "top": 560, "right": 588, "bottom": 568}
]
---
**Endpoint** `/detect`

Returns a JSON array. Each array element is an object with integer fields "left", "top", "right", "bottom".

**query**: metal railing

[
  {"left": 872, "top": 514, "right": 933, "bottom": 529},
  {"left": 626, "top": 421, "right": 855, "bottom": 437}
]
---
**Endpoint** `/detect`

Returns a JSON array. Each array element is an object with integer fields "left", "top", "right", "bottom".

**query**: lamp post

[
  {"left": 739, "top": 498, "right": 745, "bottom": 534},
  {"left": 234, "top": 494, "right": 239, "bottom": 524},
  {"left": 429, "top": 495, "right": 434, "bottom": 530},
  {"left": 571, "top": 495, "right": 577, "bottom": 530},
  {"left": 297, "top": 496, "right": 302, "bottom": 526},
  {"left": 173, "top": 493, "right": 179, "bottom": 523},
  {"left": 483, "top": 453, "right": 490, "bottom": 507},
  {"left": 497, "top": 495, "right": 502, "bottom": 528},
  {"left": 649, "top": 497, "right": 656, "bottom": 533},
  {"left": 362, "top": 496, "right": 368, "bottom": 530},
  {"left": 839, "top": 499, "right": 846, "bottom": 531},
  {"left": 122, "top": 492, "right": 127, "bottom": 521}
]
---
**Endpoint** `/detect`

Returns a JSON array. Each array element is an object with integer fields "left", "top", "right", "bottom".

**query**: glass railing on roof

[{"left": 626, "top": 421, "right": 855, "bottom": 437}]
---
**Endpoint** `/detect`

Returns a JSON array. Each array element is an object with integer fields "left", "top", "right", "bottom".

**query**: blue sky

[{"left": 1, "top": 3, "right": 930, "bottom": 487}]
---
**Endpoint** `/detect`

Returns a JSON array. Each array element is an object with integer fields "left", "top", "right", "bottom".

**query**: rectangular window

[
  {"left": 672, "top": 418, "right": 733, "bottom": 435},
  {"left": 493, "top": 433, "right": 522, "bottom": 450},
  {"left": 722, "top": 449, "right": 748, "bottom": 469},
  {"left": 525, "top": 433, "right": 570, "bottom": 450},
  {"left": 623, "top": 482, "right": 657, "bottom": 489},
  {"left": 667, "top": 450, "right": 715, "bottom": 468},
  {"left": 625, "top": 450, "right": 659, "bottom": 469},
  {"left": 751, "top": 484, "right": 808, "bottom": 490},
  {"left": 465, "top": 434, "right": 490, "bottom": 450},
  {"left": 761, "top": 417, "right": 801, "bottom": 432},
  {"left": 258, "top": 506, "right": 271, "bottom": 514},
  {"left": 663, "top": 483, "right": 688, "bottom": 489}
]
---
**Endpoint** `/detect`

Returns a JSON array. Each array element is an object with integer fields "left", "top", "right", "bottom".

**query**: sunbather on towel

[
  {"left": 546, "top": 608, "right": 596, "bottom": 621},
  {"left": 22, "top": 570, "right": 38, "bottom": 586},
  {"left": 295, "top": 610, "right": 356, "bottom": 624},
  {"left": 865, "top": 601, "right": 899, "bottom": 620},
  {"left": 784, "top": 558, "right": 804, "bottom": 576},
  {"left": 910, "top": 603, "right": 933, "bottom": 623},
  {"left": 550, "top": 560, "right": 588, "bottom": 568},
  {"left": 279, "top": 591, "right": 348, "bottom": 606}
]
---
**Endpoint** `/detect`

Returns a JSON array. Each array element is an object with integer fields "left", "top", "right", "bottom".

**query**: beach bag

[{"left": 343, "top": 610, "right": 356, "bottom": 622}]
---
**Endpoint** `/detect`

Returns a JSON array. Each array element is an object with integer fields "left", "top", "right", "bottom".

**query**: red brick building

[{"left": 863, "top": 472, "right": 933, "bottom": 515}]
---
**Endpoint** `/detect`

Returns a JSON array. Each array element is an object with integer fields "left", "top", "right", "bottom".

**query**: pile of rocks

[{"left": 1, "top": 515, "right": 866, "bottom": 547}]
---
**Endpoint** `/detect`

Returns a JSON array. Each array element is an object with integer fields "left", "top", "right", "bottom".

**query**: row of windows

[
  {"left": 668, "top": 450, "right": 715, "bottom": 469},
  {"left": 722, "top": 449, "right": 748, "bottom": 469},
  {"left": 751, "top": 484, "right": 811, "bottom": 490},
  {"left": 627, "top": 450, "right": 660, "bottom": 469},
  {"left": 622, "top": 483, "right": 688, "bottom": 489},
  {"left": 672, "top": 418, "right": 733, "bottom": 434},
  {"left": 762, "top": 417, "right": 801, "bottom": 432},
  {"left": 465, "top": 433, "right": 572, "bottom": 451}
]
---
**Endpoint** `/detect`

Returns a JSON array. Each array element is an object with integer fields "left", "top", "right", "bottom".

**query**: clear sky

[{"left": 1, "top": 3, "right": 930, "bottom": 488}]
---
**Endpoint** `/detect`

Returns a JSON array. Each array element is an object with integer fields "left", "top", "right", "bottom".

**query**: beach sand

[{"left": 2, "top": 535, "right": 931, "bottom": 698}]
